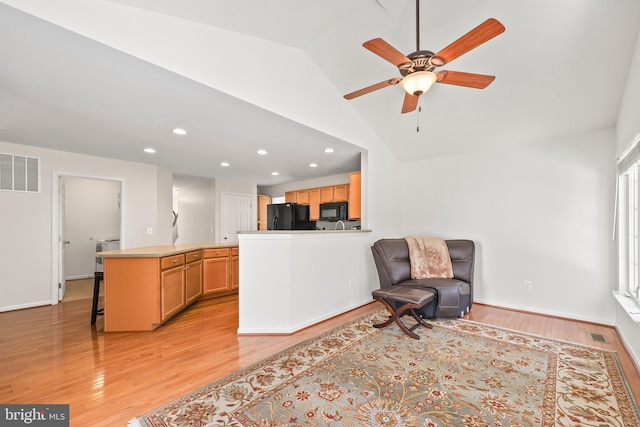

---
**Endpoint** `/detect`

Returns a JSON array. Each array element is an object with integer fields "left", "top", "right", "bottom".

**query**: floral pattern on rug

[{"left": 135, "top": 310, "right": 640, "bottom": 427}]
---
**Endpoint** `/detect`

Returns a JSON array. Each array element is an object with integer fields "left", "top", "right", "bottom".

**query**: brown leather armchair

[{"left": 371, "top": 239, "right": 475, "bottom": 318}]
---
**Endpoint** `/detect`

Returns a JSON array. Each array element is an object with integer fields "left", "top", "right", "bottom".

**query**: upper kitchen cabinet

[
  {"left": 285, "top": 191, "right": 296, "bottom": 203},
  {"left": 320, "top": 184, "right": 348, "bottom": 203},
  {"left": 296, "top": 189, "right": 309, "bottom": 205},
  {"left": 265, "top": 171, "right": 361, "bottom": 221},
  {"left": 348, "top": 172, "right": 361, "bottom": 219}
]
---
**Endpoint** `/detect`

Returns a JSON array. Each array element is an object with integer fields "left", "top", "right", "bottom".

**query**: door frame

[{"left": 50, "top": 171, "right": 125, "bottom": 304}]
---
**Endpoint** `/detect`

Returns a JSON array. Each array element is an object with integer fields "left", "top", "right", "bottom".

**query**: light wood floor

[
  {"left": 1, "top": 296, "right": 638, "bottom": 426},
  {"left": 62, "top": 278, "right": 98, "bottom": 302}
]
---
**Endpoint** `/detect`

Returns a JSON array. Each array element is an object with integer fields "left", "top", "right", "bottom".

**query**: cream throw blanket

[{"left": 404, "top": 236, "right": 454, "bottom": 279}]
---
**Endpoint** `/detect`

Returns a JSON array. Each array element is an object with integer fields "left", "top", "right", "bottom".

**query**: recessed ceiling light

[
  {"left": 257, "top": 149, "right": 268, "bottom": 155},
  {"left": 220, "top": 162, "right": 230, "bottom": 167},
  {"left": 172, "top": 128, "right": 187, "bottom": 135},
  {"left": 271, "top": 171, "right": 279, "bottom": 176},
  {"left": 324, "top": 148, "right": 334, "bottom": 153},
  {"left": 144, "top": 148, "right": 156, "bottom": 154},
  {"left": 309, "top": 163, "right": 318, "bottom": 168}
]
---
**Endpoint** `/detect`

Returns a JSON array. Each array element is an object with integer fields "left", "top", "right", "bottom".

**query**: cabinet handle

[
  {"left": 183, "top": 266, "right": 190, "bottom": 270},
  {"left": 173, "top": 259, "right": 178, "bottom": 263}
]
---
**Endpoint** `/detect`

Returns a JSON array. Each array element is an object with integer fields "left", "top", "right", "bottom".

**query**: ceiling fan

[{"left": 343, "top": 0, "right": 505, "bottom": 114}]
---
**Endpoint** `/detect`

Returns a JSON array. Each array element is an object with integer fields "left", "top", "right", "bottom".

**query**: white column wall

[{"left": 238, "top": 232, "right": 375, "bottom": 334}]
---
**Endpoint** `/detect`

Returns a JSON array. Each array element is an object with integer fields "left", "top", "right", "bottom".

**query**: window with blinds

[{"left": 0, "top": 153, "right": 40, "bottom": 192}]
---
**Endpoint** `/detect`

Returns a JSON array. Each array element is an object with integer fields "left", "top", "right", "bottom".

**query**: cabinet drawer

[
  {"left": 161, "top": 254, "right": 185, "bottom": 270},
  {"left": 186, "top": 250, "right": 203, "bottom": 263},
  {"left": 204, "top": 248, "right": 230, "bottom": 258},
  {"left": 231, "top": 247, "right": 239, "bottom": 256}
]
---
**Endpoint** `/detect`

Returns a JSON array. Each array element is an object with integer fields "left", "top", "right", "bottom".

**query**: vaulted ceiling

[{"left": 1, "top": 0, "right": 639, "bottom": 187}]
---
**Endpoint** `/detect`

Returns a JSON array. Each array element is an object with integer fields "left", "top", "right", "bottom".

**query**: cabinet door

[
  {"left": 296, "top": 190, "right": 309, "bottom": 205},
  {"left": 285, "top": 191, "right": 296, "bottom": 203},
  {"left": 308, "top": 188, "right": 320, "bottom": 220},
  {"left": 161, "top": 266, "right": 185, "bottom": 321},
  {"left": 348, "top": 172, "right": 361, "bottom": 219},
  {"left": 230, "top": 255, "right": 239, "bottom": 290},
  {"left": 185, "top": 259, "right": 203, "bottom": 305},
  {"left": 320, "top": 186, "right": 334, "bottom": 203},
  {"left": 333, "top": 184, "right": 349, "bottom": 202},
  {"left": 203, "top": 257, "right": 230, "bottom": 294}
]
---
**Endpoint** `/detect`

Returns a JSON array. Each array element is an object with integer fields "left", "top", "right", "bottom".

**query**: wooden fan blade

[
  {"left": 363, "top": 38, "right": 412, "bottom": 67},
  {"left": 434, "top": 18, "right": 505, "bottom": 65},
  {"left": 344, "top": 78, "right": 401, "bottom": 100},
  {"left": 401, "top": 92, "right": 419, "bottom": 114},
  {"left": 436, "top": 70, "right": 496, "bottom": 89}
]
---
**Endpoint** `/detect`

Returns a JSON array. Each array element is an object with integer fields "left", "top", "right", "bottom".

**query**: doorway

[{"left": 53, "top": 174, "right": 122, "bottom": 303}]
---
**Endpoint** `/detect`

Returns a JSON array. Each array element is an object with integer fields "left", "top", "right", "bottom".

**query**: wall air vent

[{"left": 0, "top": 153, "right": 40, "bottom": 193}]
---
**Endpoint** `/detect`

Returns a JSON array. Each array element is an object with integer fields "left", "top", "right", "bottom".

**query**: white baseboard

[
  {"left": 65, "top": 274, "right": 94, "bottom": 280},
  {"left": 0, "top": 300, "right": 52, "bottom": 313},
  {"left": 473, "top": 298, "right": 614, "bottom": 326}
]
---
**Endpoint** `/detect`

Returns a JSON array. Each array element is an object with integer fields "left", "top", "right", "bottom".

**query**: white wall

[
  {"left": 175, "top": 179, "right": 215, "bottom": 245},
  {"left": 0, "top": 141, "right": 173, "bottom": 311},
  {"left": 401, "top": 129, "right": 616, "bottom": 324},
  {"left": 238, "top": 232, "right": 375, "bottom": 333},
  {"left": 63, "top": 176, "right": 120, "bottom": 279},
  {"left": 617, "top": 26, "right": 640, "bottom": 158}
]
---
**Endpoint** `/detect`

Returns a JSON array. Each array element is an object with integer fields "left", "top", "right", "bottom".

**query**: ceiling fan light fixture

[{"left": 400, "top": 71, "right": 437, "bottom": 96}]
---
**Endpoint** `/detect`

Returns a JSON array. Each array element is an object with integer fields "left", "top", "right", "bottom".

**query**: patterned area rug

[{"left": 129, "top": 309, "right": 640, "bottom": 427}]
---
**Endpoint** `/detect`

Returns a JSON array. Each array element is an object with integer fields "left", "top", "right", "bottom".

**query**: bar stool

[{"left": 91, "top": 272, "right": 104, "bottom": 325}]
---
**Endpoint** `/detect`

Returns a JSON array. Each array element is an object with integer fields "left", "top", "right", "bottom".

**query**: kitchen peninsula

[{"left": 97, "top": 243, "right": 238, "bottom": 332}]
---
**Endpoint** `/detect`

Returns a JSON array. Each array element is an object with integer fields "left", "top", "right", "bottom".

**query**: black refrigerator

[{"left": 267, "top": 203, "right": 316, "bottom": 230}]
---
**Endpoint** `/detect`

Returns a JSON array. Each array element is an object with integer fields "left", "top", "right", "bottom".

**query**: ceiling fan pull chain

[{"left": 416, "top": 100, "right": 422, "bottom": 132}]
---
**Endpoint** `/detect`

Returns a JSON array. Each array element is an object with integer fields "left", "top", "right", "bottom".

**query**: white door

[
  {"left": 221, "top": 194, "right": 251, "bottom": 243},
  {"left": 58, "top": 179, "right": 69, "bottom": 301}
]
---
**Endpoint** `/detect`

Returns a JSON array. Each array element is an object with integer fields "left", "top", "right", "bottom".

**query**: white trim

[
  {"left": 237, "top": 299, "right": 372, "bottom": 335},
  {"left": 0, "top": 301, "right": 53, "bottom": 313},
  {"left": 472, "top": 298, "right": 615, "bottom": 326},
  {"left": 613, "top": 291, "right": 640, "bottom": 323}
]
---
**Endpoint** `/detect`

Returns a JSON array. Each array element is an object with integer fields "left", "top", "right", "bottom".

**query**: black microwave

[{"left": 319, "top": 202, "right": 348, "bottom": 221}]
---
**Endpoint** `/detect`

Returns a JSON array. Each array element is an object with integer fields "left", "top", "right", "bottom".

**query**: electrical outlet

[
  {"left": 147, "top": 227, "right": 153, "bottom": 234},
  {"left": 524, "top": 280, "right": 533, "bottom": 290}
]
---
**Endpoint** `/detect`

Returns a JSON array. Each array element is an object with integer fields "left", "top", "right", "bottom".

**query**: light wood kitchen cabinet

[
  {"left": 202, "top": 247, "right": 239, "bottom": 298},
  {"left": 160, "top": 254, "right": 185, "bottom": 322},
  {"left": 230, "top": 247, "right": 239, "bottom": 290},
  {"left": 320, "top": 186, "right": 334, "bottom": 203},
  {"left": 102, "top": 245, "right": 233, "bottom": 332},
  {"left": 309, "top": 188, "right": 320, "bottom": 220},
  {"left": 320, "top": 184, "right": 349, "bottom": 203},
  {"left": 257, "top": 194, "right": 271, "bottom": 230},
  {"left": 349, "top": 172, "right": 361, "bottom": 219},
  {"left": 333, "top": 184, "right": 349, "bottom": 202},
  {"left": 184, "top": 250, "right": 203, "bottom": 305},
  {"left": 285, "top": 191, "right": 296, "bottom": 203},
  {"left": 296, "top": 189, "right": 309, "bottom": 204}
]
